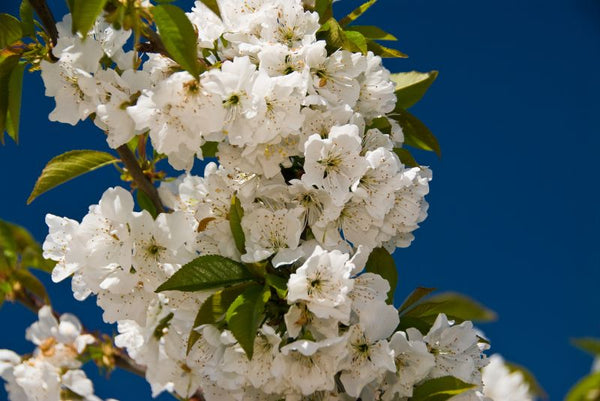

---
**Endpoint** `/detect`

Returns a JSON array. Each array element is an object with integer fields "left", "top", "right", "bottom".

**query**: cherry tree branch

[
  {"left": 116, "top": 145, "right": 166, "bottom": 214},
  {"left": 28, "top": 0, "right": 59, "bottom": 45}
]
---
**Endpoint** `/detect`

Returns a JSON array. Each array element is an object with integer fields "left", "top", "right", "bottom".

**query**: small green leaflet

[
  {"left": 151, "top": 4, "right": 201, "bottom": 78},
  {"left": 313, "top": 0, "right": 333, "bottom": 24},
  {"left": 339, "top": 0, "right": 377, "bottom": 27},
  {"left": 566, "top": 372, "right": 600, "bottom": 401},
  {"left": 14, "top": 268, "right": 49, "bottom": 304},
  {"left": 201, "top": 141, "right": 219, "bottom": 158},
  {"left": 0, "top": 14, "right": 23, "bottom": 49},
  {"left": 364, "top": 247, "right": 397, "bottom": 304},
  {"left": 393, "top": 148, "right": 419, "bottom": 168},
  {"left": 345, "top": 25, "right": 396, "bottom": 41},
  {"left": 0, "top": 219, "right": 55, "bottom": 273},
  {"left": 28, "top": 150, "right": 118, "bottom": 204},
  {"left": 71, "top": 0, "right": 108, "bottom": 36},
  {"left": 572, "top": 337, "right": 600, "bottom": 356},
  {"left": 265, "top": 273, "right": 287, "bottom": 299},
  {"left": 391, "top": 71, "right": 439, "bottom": 110},
  {"left": 5, "top": 62, "right": 26, "bottom": 144},
  {"left": 229, "top": 195, "right": 246, "bottom": 254},
  {"left": 225, "top": 284, "right": 271, "bottom": 359},
  {"left": 411, "top": 376, "right": 476, "bottom": 401},
  {"left": 137, "top": 189, "right": 158, "bottom": 219},
  {"left": 398, "top": 287, "right": 436, "bottom": 313},
  {"left": 390, "top": 108, "right": 441, "bottom": 157},
  {"left": 0, "top": 221, "right": 17, "bottom": 266},
  {"left": 19, "top": 0, "right": 35, "bottom": 37},
  {"left": 156, "top": 254, "right": 255, "bottom": 292},
  {"left": 317, "top": 19, "right": 367, "bottom": 54},
  {"left": 367, "top": 40, "right": 407, "bottom": 58}
]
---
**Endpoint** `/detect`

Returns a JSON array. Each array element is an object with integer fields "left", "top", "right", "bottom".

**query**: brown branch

[
  {"left": 28, "top": 0, "right": 59, "bottom": 45},
  {"left": 116, "top": 145, "right": 166, "bottom": 214}
]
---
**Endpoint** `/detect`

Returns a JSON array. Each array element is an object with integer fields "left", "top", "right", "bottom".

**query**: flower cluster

[
  {"left": 0, "top": 306, "right": 116, "bottom": 401},
  {"left": 22, "top": 0, "right": 512, "bottom": 400}
]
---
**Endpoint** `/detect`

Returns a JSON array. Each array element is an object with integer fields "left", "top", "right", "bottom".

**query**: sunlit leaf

[
  {"left": 367, "top": 40, "right": 407, "bottom": 58},
  {"left": 345, "top": 25, "right": 396, "bottom": 41},
  {"left": 391, "top": 71, "right": 439, "bottom": 110},
  {"left": 339, "top": 0, "right": 377, "bottom": 27},
  {"left": 566, "top": 372, "right": 600, "bottom": 401},
  {"left": 28, "top": 150, "right": 118, "bottom": 204},
  {"left": 411, "top": 376, "right": 476, "bottom": 401},
  {"left": 226, "top": 284, "right": 270, "bottom": 359},
  {"left": 156, "top": 255, "right": 255, "bottom": 292},
  {"left": 151, "top": 4, "right": 201, "bottom": 78}
]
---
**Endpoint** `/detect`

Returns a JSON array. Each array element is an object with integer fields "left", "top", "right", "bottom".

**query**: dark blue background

[{"left": 0, "top": 0, "right": 599, "bottom": 399}]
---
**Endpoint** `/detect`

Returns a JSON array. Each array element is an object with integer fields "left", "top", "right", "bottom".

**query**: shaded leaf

[
  {"left": 411, "top": 376, "right": 475, "bottom": 401},
  {"left": 19, "top": 1, "right": 35, "bottom": 37},
  {"left": 367, "top": 116, "right": 392, "bottom": 135},
  {"left": 14, "top": 268, "right": 49, "bottom": 303},
  {"left": 0, "top": 221, "right": 17, "bottom": 266},
  {"left": 2, "top": 219, "right": 54, "bottom": 273},
  {"left": 28, "top": 150, "right": 118, "bottom": 204},
  {"left": 229, "top": 195, "right": 246, "bottom": 254},
  {"left": 505, "top": 361, "right": 547, "bottom": 399},
  {"left": 156, "top": 255, "right": 254, "bottom": 292},
  {"left": 572, "top": 338, "right": 600, "bottom": 356},
  {"left": 226, "top": 284, "right": 270, "bottom": 359},
  {"left": 398, "top": 287, "right": 436, "bottom": 313},
  {"left": 390, "top": 108, "right": 441, "bottom": 157},
  {"left": 345, "top": 25, "right": 396, "bottom": 41},
  {"left": 391, "top": 71, "right": 439, "bottom": 110},
  {"left": 393, "top": 147, "right": 419, "bottom": 168},
  {"left": 0, "top": 14, "right": 23, "bottom": 49},
  {"left": 265, "top": 273, "right": 287, "bottom": 299},
  {"left": 151, "top": 4, "right": 201, "bottom": 78},
  {"left": 71, "top": 0, "right": 108, "bottom": 35},
  {"left": 367, "top": 40, "right": 407, "bottom": 58},
  {"left": 566, "top": 372, "right": 600, "bottom": 401},
  {"left": 364, "top": 247, "right": 397, "bottom": 304},
  {"left": 5, "top": 61, "right": 26, "bottom": 143},
  {"left": 137, "top": 189, "right": 158, "bottom": 219},
  {"left": 402, "top": 292, "right": 497, "bottom": 323},
  {"left": 314, "top": 0, "right": 333, "bottom": 24},
  {"left": 201, "top": 141, "right": 218, "bottom": 158},
  {"left": 187, "top": 282, "right": 254, "bottom": 353},
  {"left": 339, "top": 0, "right": 377, "bottom": 27}
]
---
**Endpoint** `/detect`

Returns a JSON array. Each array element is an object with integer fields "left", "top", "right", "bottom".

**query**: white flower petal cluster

[
  {"left": 33, "top": 1, "right": 482, "bottom": 400},
  {"left": 0, "top": 306, "right": 116, "bottom": 401}
]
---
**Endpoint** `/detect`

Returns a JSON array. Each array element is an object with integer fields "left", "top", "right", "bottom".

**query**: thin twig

[{"left": 116, "top": 145, "right": 166, "bottom": 214}]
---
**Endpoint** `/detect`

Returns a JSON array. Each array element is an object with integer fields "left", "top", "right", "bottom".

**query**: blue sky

[{"left": 0, "top": 0, "right": 599, "bottom": 399}]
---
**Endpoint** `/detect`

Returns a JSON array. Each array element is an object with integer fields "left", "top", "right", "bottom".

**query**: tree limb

[
  {"left": 116, "top": 145, "right": 166, "bottom": 214},
  {"left": 28, "top": 0, "right": 59, "bottom": 45}
]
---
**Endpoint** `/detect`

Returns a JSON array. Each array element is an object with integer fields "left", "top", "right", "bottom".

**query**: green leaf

[
  {"left": 339, "top": 0, "right": 377, "bottom": 27},
  {"left": 402, "top": 292, "right": 497, "bottom": 323},
  {"left": 28, "top": 150, "right": 118, "bottom": 204},
  {"left": 572, "top": 338, "right": 600, "bottom": 356},
  {"left": 2, "top": 219, "right": 54, "bottom": 273},
  {"left": 0, "top": 14, "right": 23, "bottom": 49},
  {"left": 151, "top": 4, "right": 201, "bottom": 78},
  {"left": 14, "top": 268, "right": 49, "bottom": 304},
  {"left": 5, "top": 61, "right": 25, "bottom": 144},
  {"left": 156, "top": 254, "right": 254, "bottom": 292},
  {"left": 393, "top": 147, "right": 419, "bottom": 168},
  {"left": 367, "top": 40, "right": 408, "bottom": 58},
  {"left": 229, "top": 195, "right": 246, "bottom": 254},
  {"left": 137, "top": 189, "right": 158, "bottom": 219},
  {"left": 367, "top": 116, "right": 392, "bottom": 135},
  {"left": 201, "top": 141, "right": 219, "bottom": 158},
  {"left": 0, "top": 221, "right": 17, "bottom": 266},
  {"left": 19, "top": 1, "right": 35, "bottom": 37},
  {"left": 71, "top": 0, "right": 108, "bottom": 35},
  {"left": 390, "top": 108, "right": 441, "bottom": 157},
  {"left": 265, "top": 273, "right": 287, "bottom": 299},
  {"left": 314, "top": 0, "right": 333, "bottom": 24},
  {"left": 317, "top": 18, "right": 346, "bottom": 51},
  {"left": 343, "top": 30, "right": 367, "bottom": 54},
  {"left": 0, "top": 56, "right": 19, "bottom": 144},
  {"left": 411, "top": 376, "right": 476, "bottom": 401},
  {"left": 225, "top": 284, "right": 270, "bottom": 359},
  {"left": 364, "top": 247, "right": 397, "bottom": 304},
  {"left": 345, "top": 25, "right": 396, "bottom": 41},
  {"left": 398, "top": 287, "right": 436, "bottom": 313},
  {"left": 566, "top": 372, "right": 600, "bottom": 401},
  {"left": 199, "top": 0, "right": 221, "bottom": 18},
  {"left": 391, "top": 71, "right": 439, "bottom": 110},
  {"left": 187, "top": 282, "right": 253, "bottom": 353},
  {"left": 505, "top": 361, "right": 547, "bottom": 399}
]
